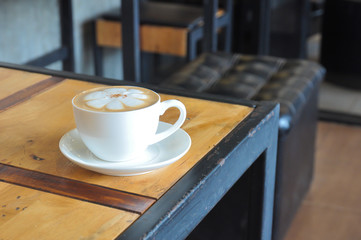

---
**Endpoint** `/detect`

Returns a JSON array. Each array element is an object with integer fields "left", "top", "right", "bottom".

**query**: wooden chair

[{"left": 92, "top": 0, "right": 232, "bottom": 80}]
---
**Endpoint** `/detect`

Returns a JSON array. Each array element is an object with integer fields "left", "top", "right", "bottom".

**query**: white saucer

[{"left": 59, "top": 122, "right": 191, "bottom": 176}]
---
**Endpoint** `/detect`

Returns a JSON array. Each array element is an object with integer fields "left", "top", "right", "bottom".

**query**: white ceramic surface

[
  {"left": 72, "top": 86, "right": 186, "bottom": 162},
  {"left": 59, "top": 122, "right": 191, "bottom": 176}
]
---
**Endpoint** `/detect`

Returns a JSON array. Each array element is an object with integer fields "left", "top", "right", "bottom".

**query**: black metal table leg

[
  {"left": 223, "top": 0, "right": 233, "bottom": 53},
  {"left": 59, "top": 0, "right": 74, "bottom": 72},
  {"left": 257, "top": 0, "right": 271, "bottom": 55},
  {"left": 92, "top": 21, "right": 103, "bottom": 76},
  {"left": 232, "top": 0, "right": 271, "bottom": 55},
  {"left": 203, "top": 0, "right": 218, "bottom": 52},
  {"left": 121, "top": 0, "right": 141, "bottom": 82}
]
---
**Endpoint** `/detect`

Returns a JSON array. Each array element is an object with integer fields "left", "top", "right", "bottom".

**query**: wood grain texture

[
  {"left": 0, "top": 76, "right": 64, "bottom": 112},
  {"left": 96, "top": 19, "right": 188, "bottom": 56},
  {"left": 0, "top": 182, "right": 139, "bottom": 240},
  {"left": 284, "top": 121, "right": 361, "bottom": 240},
  {"left": 0, "top": 68, "right": 255, "bottom": 240},
  {"left": 140, "top": 24, "right": 188, "bottom": 56},
  {"left": 0, "top": 163, "right": 155, "bottom": 214},
  {"left": 96, "top": 19, "right": 123, "bottom": 48},
  {"left": 95, "top": 8, "right": 225, "bottom": 56},
  {"left": 0, "top": 78, "right": 253, "bottom": 200},
  {"left": 0, "top": 67, "right": 51, "bottom": 99}
]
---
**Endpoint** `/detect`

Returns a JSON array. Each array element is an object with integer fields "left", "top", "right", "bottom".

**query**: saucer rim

[{"left": 59, "top": 122, "right": 191, "bottom": 175}]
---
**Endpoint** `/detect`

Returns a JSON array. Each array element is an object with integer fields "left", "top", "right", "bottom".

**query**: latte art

[
  {"left": 84, "top": 88, "right": 148, "bottom": 110},
  {"left": 73, "top": 86, "right": 159, "bottom": 112}
]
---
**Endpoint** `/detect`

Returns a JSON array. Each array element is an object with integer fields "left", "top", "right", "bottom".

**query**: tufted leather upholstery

[
  {"left": 161, "top": 52, "right": 325, "bottom": 240},
  {"left": 162, "top": 52, "right": 325, "bottom": 133}
]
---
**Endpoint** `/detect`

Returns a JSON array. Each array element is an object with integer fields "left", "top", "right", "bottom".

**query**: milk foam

[{"left": 84, "top": 88, "right": 148, "bottom": 110}]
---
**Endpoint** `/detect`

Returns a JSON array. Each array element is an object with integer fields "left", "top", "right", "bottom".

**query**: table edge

[
  {"left": 117, "top": 102, "right": 280, "bottom": 240},
  {"left": 0, "top": 62, "right": 256, "bottom": 107}
]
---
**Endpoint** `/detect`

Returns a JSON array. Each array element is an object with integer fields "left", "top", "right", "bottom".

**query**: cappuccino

[
  {"left": 73, "top": 86, "right": 159, "bottom": 112},
  {"left": 72, "top": 86, "right": 186, "bottom": 161}
]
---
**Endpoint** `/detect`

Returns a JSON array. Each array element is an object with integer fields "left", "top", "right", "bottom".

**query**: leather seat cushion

[{"left": 161, "top": 52, "right": 326, "bottom": 132}]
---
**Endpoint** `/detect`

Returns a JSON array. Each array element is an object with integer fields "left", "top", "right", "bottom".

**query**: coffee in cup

[
  {"left": 72, "top": 86, "right": 186, "bottom": 162},
  {"left": 73, "top": 86, "right": 159, "bottom": 112}
]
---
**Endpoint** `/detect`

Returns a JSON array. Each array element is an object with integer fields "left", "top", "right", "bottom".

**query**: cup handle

[{"left": 151, "top": 99, "right": 186, "bottom": 144}]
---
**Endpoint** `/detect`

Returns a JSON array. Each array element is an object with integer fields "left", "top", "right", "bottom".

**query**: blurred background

[{"left": 1, "top": 1, "right": 361, "bottom": 240}]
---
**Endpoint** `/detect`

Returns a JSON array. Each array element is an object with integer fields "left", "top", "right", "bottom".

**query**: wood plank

[
  {"left": 96, "top": 19, "right": 188, "bottom": 56},
  {"left": 0, "top": 67, "right": 51, "bottom": 99},
  {"left": 0, "top": 79, "right": 253, "bottom": 199},
  {"left": 141, "top": 24, "right": 188, "bottom": 56},
  {"left": 0, "top": 76, "right": 64, "bottom": 112},
  {"left": 0, "top": 182, "right": 139, "bottom": 240},
  {"left": 96, "top": 19, "right": 123, "bottom": 48},
  {"left": 0, "top": 163, "right": 155, "bottom": 214}
]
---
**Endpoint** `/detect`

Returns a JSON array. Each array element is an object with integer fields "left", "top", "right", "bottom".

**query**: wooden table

[{"left": 0, "top": 63, "right": 279, "bottom": 240}]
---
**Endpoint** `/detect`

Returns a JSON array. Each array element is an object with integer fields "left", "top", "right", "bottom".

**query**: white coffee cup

[{"left": 72, "top": 86, "right": 186, "bottom": 162}]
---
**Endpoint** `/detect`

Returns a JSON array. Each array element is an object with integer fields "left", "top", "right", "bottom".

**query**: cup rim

[{"left": 72, "top": 86, "right": 160, "bottom": 114}]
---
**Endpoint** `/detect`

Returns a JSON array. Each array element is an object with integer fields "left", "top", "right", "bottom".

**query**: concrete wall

[
  {"left": 0, "top": 0, "right": 123, "bottom": 80},
  {"left": 72, "top": 0, "right": 122, "bottom": 79}
]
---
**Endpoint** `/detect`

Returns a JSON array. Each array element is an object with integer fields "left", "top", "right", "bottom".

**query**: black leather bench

[{"left": 161, "top": 52, "right": 325, "bottom": 240}]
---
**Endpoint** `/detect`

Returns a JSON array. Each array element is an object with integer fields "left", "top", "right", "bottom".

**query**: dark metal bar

[
  {"left": 92, "top": 21, "right": 104, "bottom": 76},
  {"left": 232, "top": 0, "right": 270, "bottom": 55},
  {"left": 187, "top": 27, "right": 203, "bottom": 61},
  {"left": 59, "top": 0, "right": 75, "bottom": 72},
  {"left": 298, "top": 0, "right": 310, "bottom": 58},
  {"left": 258, "top": 0, "right": 271, "bottom": 55},
  {"left": 121, "top": 0, "right": 141, "bottom": 82},
  {"left": 25, "top": 47, "right": 68, "bottom": 67},
  {"left": 93, "top": 42, "right": 103, "bottom": 76},
  {"left": 203, "top": 0, "right": 218, "bottom": 52},
  {"left": 261, "top": 133, "right": 278, "bottom": 239},
  {"left": 223, "top": 0, "right": 233, "bottom": 52},
  {"left": 247, "top": 154, "right": 265, "bottom": 240}
]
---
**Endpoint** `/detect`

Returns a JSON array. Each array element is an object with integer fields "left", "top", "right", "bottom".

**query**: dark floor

[{"left": 284, "top": 121, "right": 361, "bottom": 240}]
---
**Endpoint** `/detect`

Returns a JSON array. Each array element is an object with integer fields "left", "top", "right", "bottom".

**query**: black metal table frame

[{"left": 0, "top": 62, "right": 279, "bottom": 240}]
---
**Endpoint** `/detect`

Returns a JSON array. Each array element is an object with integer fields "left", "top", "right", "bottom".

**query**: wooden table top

[{"left": 0, "top": 67, "right": 254, "bottom": 239}]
